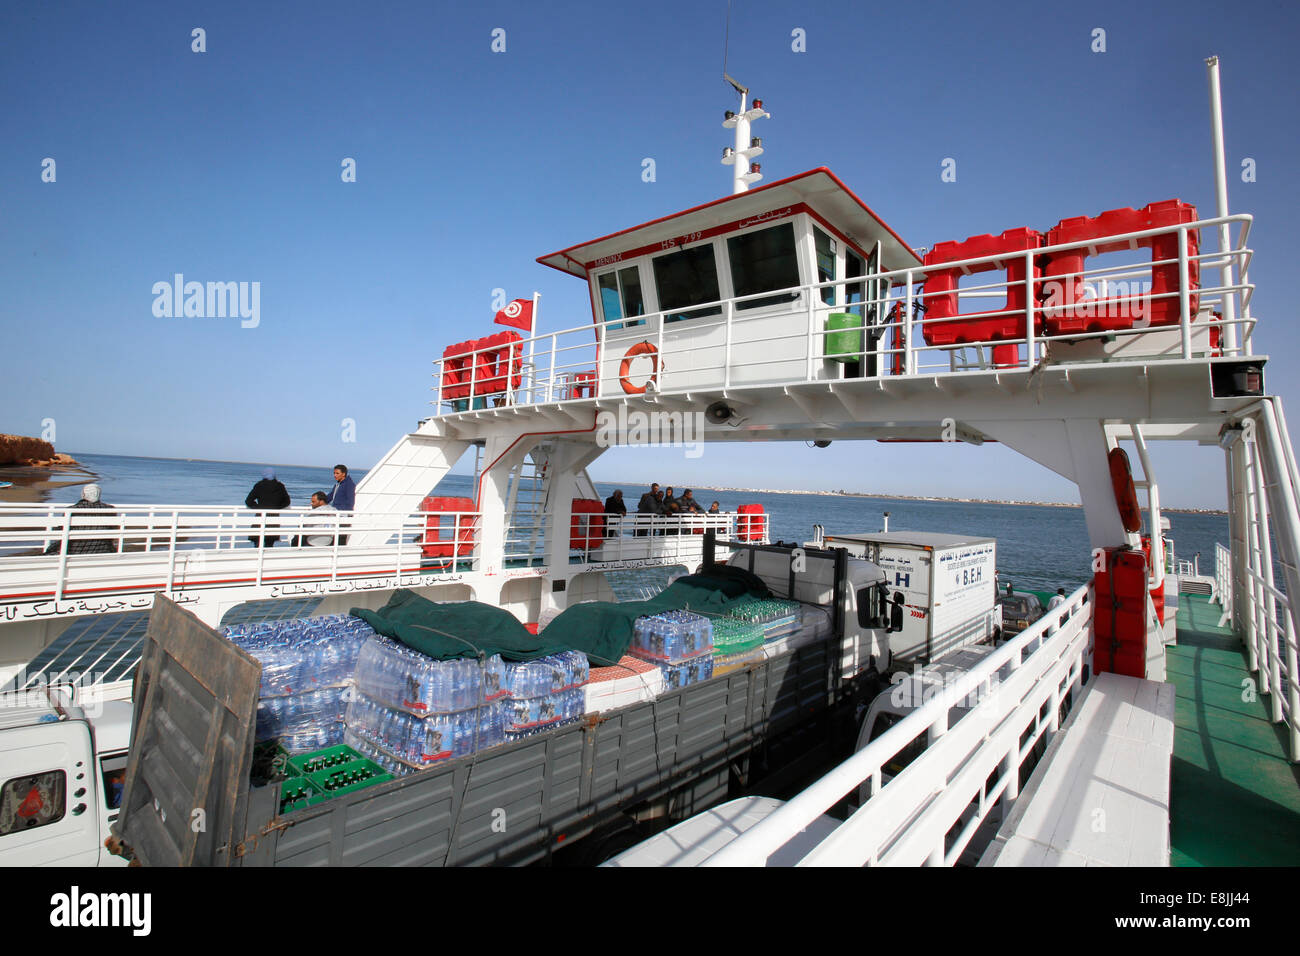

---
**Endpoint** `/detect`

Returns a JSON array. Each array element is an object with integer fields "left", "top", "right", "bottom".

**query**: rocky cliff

[{"left": 0, "top": 434, "right": 79, "bottom": 467}]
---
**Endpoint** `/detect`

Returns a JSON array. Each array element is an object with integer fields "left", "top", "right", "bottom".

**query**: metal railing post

[
  {"left": 548, "top": 334, "right": 558, "bottom": 402},
  {"left": 1178, "top": 228, "right": 1193, "bottom": 359},
  {"left": 904, "top": 271, "right": 915, "bottom": 375},
  {"left": 165, "top": 510, "right": 179, "bottom": 595},
  {"left": 1024, "top": 251, "right": 1036, "bottom": 367},
  {"left": 55, "top": 510, "right": 71, "bottom": 601}
]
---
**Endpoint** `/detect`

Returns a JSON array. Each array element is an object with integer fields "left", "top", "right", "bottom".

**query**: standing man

[
  {"left": 603, "top": 489, "right": 627, "bottom": 537},
  {"left": 636, "top": 482, "right": 662, "bottom": 536},
  {"left": 246, "top": 468, "right": 291, "bottom": 547},
  {"left": 679, "top": 489, "right": 703, "bottom": 513},
  {"left": 326, "top": 464, "right": 356, "bottom": 545}
]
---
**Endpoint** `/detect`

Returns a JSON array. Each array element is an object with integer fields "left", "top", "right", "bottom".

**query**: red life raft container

[
  {"left": 473, "top": 330, "right": 524, "bottom": 395},
  {"left": 1093, "top": 547, "right": 1150, "bottom": 679},
  {"left": 441, "top": 339, "right": 478, "bottom": 400},
  {"left": 570, "top": 499, "right": 605, "bottom": 549},
  {"left": 736, "top": 503, "right": 765, "bottom": 542},
  {"left": 921, "top": 227, "right": 1044, "bottom": 369},
  {"left": 419, "top": 496, "right": 476, "bottom": 558},
  {"left": 1041, "top": 199, "right": 1199, "bottom": 335}
]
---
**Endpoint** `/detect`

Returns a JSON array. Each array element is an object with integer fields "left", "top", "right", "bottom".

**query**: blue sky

[{"left": 3, "top": 0, "right": 1297, "bottom": 509}]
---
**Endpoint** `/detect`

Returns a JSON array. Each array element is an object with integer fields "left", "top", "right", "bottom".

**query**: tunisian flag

[{"left": 494, "top": 298, "right": 534, "bottom": 331}]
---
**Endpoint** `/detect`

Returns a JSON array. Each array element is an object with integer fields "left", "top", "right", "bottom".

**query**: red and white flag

[{"left": 494, "top": 298, "right": 534, "bottom": 331}]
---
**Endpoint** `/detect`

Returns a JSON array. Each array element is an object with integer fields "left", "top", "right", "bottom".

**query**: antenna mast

[
  {"left": 721, "top": 77, "right": 768, "bottom": 194},
  {"left": 720, "top": 2, "right": 768, "bottom": 194}
]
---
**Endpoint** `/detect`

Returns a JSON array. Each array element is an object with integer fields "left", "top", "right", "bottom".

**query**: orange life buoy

[
  {"left": 1108, "top": 447, "right": 1142, "bottom": 533},
  {"left": 619, "top": 342, "right": 659, "bottom": 394}
]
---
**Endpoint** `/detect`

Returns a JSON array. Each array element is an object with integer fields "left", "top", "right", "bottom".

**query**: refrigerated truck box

[{"left": 816, "top": 532, "right": 997, "bottom": 665}]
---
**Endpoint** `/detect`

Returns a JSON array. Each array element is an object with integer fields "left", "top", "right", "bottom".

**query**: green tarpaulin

[{"left": 350, "top": 565, "right": 771, "bottom": 667}]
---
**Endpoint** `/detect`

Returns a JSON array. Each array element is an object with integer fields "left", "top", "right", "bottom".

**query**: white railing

[
  {"left": 1240, "top": 563, "right": 1300, "bottom": 760},
  {"left": 503, "top": 511, "right": 768, "bottom": 566},
  {"left": 1216, "top": 541, "right": 1233, "bottom": 619},
  {"left": 0, "top": 502, "right": 768, "bottom": 609},
  {"left": 430, "top": 214, "right": 1254, "bottom": 416},
  {"left": 701, "top": 585, "right": 1092, "bottom": 866},
  {"left": 0, "top": 503, "right": 481, "bottom": 603}
]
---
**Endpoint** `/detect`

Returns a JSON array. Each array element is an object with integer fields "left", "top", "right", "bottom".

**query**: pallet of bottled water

[
  {"left": 713, "top": 646, "right": 765, "bottom": 677},
  {"left": 764, "top": 604, "right": 833, "bottom": 660},
  {"left": 659, "top": 653, "right": 714, "bottom": 691},
  {"left": 503, "top": 650, "right": 589, "bottom": 739},
  {"left": 345, "top": 694, "right": 507, "bottom": 771},
  {"left": 725, "top": 599, "right": 801, "bottom": 642},
  {"left": 222, "top": 614, "right": 375, "bottom": 696},
  {"left": 222, "top": 614, "right": 376, "bottom": 753},
  {"left": 709, "top": 617, "right": 765, "bottom": 655},
  {"left": 353, "top": 634, "right": 507, "bottom": 716},
  {"left": 629, "top": 610, "right": 714, "bottom": 663}
]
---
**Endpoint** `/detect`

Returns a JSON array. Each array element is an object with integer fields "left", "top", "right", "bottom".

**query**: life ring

[
  {"left": 1107, "top": 447, "right": 1142, "bottom": 534},
  {"left": 619, "top": 342, "right": 659, "bottom": 394}
]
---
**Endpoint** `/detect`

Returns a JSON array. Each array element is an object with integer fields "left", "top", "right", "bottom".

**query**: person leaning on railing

[
  {"left": 42, "top": 483, "right": 118, "bottom": 555},
  {"left": 246, "top": 468, "right": 291, "bottom": 547},
  {"left": 603, "top": 489, "right": 626, "bottom": 537}
]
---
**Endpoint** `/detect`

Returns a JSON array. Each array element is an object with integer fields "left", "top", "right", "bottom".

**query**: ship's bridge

[{"left": 539, "top": 167, "right": 921, "bottom": 392}]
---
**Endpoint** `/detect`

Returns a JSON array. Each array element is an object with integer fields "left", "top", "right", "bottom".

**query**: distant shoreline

[
  {"left": 40, "top": 453, "right": 1227, "bottom": 516},
  {"left": 596, "top": 480, "right": 1227, "bottom": 516}
]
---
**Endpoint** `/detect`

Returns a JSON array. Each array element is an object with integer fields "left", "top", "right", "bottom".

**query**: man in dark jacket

[
  {"left": 635, "top": 483, "right": 661, "bottom": 536},
  {"left": 325, "top": 464, "right": 355, "bottom": 544},
  {"left": 603, "top": 489, "right": 626, "bottom": 537},
  {"left": 246, "top": 468, "right": 291, "bottom": 547}
]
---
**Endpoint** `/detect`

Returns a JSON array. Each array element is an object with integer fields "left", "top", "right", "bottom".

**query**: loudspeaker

[{"left": 705, "top": 401, "right": 735, "bottom": 425}]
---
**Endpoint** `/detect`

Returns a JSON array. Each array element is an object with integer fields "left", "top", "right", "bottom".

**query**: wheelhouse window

[
  {"left": 727, "top": 222, "right": 800, "bottom": 311},
  {"left": 652, "top": 244, "right": 721, "bottom": 323},
  {"left": 815, "top": 227, "right": 838, "bottom": 305},
  {"left": 598, "top": 265, "right": 646, "bottom": 330}
]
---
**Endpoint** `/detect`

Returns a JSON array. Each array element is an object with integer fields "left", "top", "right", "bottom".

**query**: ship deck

[{"left": 1169, "top": 593, "right": 1300, "bottom": 865}]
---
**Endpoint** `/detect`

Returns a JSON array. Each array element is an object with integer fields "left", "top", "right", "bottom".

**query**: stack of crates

[{"left": 277, "top": 744, "right": 394, "bottom": 814}]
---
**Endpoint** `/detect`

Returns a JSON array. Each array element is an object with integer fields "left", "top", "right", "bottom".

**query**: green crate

[
  {"left": 279, "top": 776, "right": 326, "bottom": 815},
  {"left": 288, "top": 744, "right": 363, "bottom": 778},
  {"left": 306, "top": 757, "right": 393, "bottom": 799}
]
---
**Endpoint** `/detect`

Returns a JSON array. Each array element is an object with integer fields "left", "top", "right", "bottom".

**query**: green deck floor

[{"left": 1167, "top": 593, "right": 1300, "bottom": 865}]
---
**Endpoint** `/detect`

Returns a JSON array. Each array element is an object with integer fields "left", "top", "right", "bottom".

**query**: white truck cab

[{"left": 0, "top": 687, "right": 132, "bottom": 867}]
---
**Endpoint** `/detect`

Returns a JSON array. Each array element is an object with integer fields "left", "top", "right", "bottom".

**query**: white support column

[
  {"left": 539, "top": 439, "right": 606, "bottom": 586},
  {"left": 476, "top": 432, "right": 539, "bottom": 577}
]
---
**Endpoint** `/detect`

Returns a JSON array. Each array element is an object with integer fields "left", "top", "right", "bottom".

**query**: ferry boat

[{"left": 0, "top": 60, "right": 1296, "bottom": 868}]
